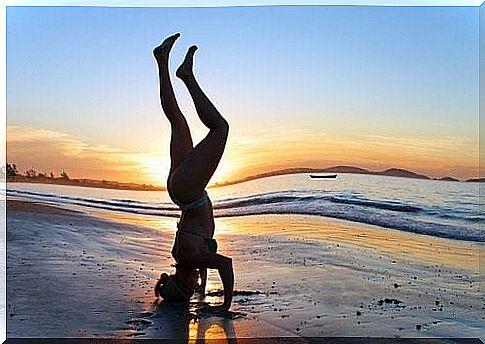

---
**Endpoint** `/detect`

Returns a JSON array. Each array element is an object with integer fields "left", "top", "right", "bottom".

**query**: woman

[{"left": 153, "top": 33, "right": 234, "bottom": 312}]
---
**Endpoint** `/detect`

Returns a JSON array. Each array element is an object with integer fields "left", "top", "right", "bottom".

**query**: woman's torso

[
  {"left": 171, "top": 196, "right": 215, "bottom": 267},
  {"left": 179, "top": 197, "right": 215, "bottom": 238}
]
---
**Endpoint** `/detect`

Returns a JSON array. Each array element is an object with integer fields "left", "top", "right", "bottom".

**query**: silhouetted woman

[{"left": 153, "top": 33, "right": 233, "bottom": 312}]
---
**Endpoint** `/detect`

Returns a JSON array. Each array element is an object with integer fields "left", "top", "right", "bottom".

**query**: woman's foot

[
  {"left": 176, "top": 45, "right": 198, "bottom": 81},
  {"left": 153, "top": 33, "right": 180, "bottom": 64}
]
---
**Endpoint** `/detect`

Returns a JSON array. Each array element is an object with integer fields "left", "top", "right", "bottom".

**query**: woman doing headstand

[{"left": 153, "top": 33, "right": 234, "bottom": 312}]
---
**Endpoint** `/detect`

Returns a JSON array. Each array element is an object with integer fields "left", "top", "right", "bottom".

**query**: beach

[{"left": 6, "top": 198, "right": 483, "bottom": 339}]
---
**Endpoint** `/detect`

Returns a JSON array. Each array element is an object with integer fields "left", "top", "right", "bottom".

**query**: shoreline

[
  {"left": 6, "top": 198, "right": 483, "bottom": 339},
  {"left": 86, "top": 204, "right": 480, "bottom": 272}
]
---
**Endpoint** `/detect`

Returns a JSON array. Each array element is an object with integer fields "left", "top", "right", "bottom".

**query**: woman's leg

[
  {"left": 169, "top": 46, "right": 229, "bottom": 202},
  {"left": 153, "top": 33, "right": 193, "bottom": 174}
]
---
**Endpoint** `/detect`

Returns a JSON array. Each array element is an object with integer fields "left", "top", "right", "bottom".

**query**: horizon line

[{"left": 6, "top": 163, "right": 481, "bottom": 187}]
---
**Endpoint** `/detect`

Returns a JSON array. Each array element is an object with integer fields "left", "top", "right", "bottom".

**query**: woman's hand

[
  {"left": 198, "top": 268, "right": 207, "bottom": 295},
  {"left": 196, "top": 253, "right": 234, "bottom": 308}
]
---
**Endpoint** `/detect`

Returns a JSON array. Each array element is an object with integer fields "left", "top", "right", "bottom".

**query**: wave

[
  {"left": 6, "top": 189, "right": 180, "bottom": 216},
  {"left": 6, "top": 188, "right": 483, "bottom": 242}
]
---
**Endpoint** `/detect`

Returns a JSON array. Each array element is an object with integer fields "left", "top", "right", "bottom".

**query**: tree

[
  {"left": 60, "top": 171, "right": 69, "bottom": 180},
  {"left": 6, "top": 163, "right": 18, "bottom": 177},
  {"left": 26, "top": 168, "right": 37, "bottom": 178}
]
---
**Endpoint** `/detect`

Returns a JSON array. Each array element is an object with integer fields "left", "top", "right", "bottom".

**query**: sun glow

[
  {"left": 135, "top": 151, "right": 243, "bottom": 187},
  {"left": 136, "top": 154, "right": 171, "bottom": 187},
  {"left": 208, "top": 159, "right": 240, "bottom": 186}
]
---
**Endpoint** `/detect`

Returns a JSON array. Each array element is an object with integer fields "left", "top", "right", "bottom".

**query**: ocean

[{"left": 6, "top": 173, "right": 483, "bottom": 242}]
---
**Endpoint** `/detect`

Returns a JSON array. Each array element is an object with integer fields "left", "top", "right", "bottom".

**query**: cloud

[
  {"left": 225, "top": 130, "right": 480, "bottom": 180},
  {"left": 360, "top": 134, "right": 478, "bottom": 158},
  {"left": 7, "top": 125, "right": 159, "bottom": 184},
  {"left": 6, "top": 125, "right": 481, "bottom": 184}
]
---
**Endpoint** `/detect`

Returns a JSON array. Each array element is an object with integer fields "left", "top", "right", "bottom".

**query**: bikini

[
  {"left": 175, "top": 223, "right": 218, "bottom": 254},
  {"left": 171, "top": 190, "right": 209, "bottom": 211},
  {"left": 171, "top": 191, "right": 218, "bottom": 254}
]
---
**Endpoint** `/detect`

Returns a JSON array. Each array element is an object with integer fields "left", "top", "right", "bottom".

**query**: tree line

[{"left": 6, "top": 163, "right": 70, "bottom": 180}]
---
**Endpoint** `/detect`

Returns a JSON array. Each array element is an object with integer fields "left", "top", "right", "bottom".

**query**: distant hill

[
  {"left": 437, "top": 176, "right": 460, "bottom": 182},
  {"left": 377, "top": 168, "right": 430, "bottom": 180},
  {"left": 320, "top": 165, "right": 371, "bottom": 174},
  {"left": 466, "top": 178, "right": 485, "bottom": 183},
  {"left": 7, "top": 165, "right": 469, "bottom": 191},
  {"left": 212, "top": 165, "right": 462, "bottom": 188}
]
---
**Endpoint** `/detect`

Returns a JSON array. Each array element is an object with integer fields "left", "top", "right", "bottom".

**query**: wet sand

[{"left": 6, "top": 199, "right": 484, "bottom": 339}]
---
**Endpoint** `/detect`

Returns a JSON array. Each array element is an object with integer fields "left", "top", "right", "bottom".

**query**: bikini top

[{"left": 172, "top": 191, "right": 209, "bottom": 211}]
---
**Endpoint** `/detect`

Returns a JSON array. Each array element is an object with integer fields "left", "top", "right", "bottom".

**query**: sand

[{"left": 5, "top": 199, "right": 484, "bottom": 340}]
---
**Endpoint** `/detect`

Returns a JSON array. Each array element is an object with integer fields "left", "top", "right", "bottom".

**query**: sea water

[{"left": 6, "top": 173, "right": 483, "bottom": 242}]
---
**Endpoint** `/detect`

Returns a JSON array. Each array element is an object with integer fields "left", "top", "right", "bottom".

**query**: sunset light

[
  {"left": 6, "top": 5, "right": 479, "bottom": 183},
  {"left": 136, "top": 154, "right": 171, "bottom": 187}
]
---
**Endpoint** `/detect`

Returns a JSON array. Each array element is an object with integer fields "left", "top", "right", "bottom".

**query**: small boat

[{"left": 309, "top": 174, "right": 337, "bottom": 179}]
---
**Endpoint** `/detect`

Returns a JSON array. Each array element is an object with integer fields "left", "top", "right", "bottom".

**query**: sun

[
  {"left": 134, "top": 150, "right": 242, "bottom": 187},
  {"left": 136, "top": 154, "right": 170, "bottom": 187},
  {"left": 208, "top": 158, "right": 243, "bottom": 186}
]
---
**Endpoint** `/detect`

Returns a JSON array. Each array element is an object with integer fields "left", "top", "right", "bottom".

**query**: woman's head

[{"left": 155, "top": 266, "right": 199, "bottom": 302}]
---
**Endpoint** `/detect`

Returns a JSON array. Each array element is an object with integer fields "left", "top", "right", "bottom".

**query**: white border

[
  {"left": 3, "top": 0, "right": 485, "bottom": 7},
  {"left": 1, "top": 1, "right": 6, "bottom": 342},
  {"left": 0, "top": 0, "right": 483, "bottom": 342}
]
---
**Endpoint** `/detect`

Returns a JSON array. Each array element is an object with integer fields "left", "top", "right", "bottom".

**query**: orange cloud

[
  {"left": 6, "top": 125, "right": 480, "bottom": 186},
  {"left": 7, "top": 125, "right": 165, "bottom": 184},
  {"left": 224, "top": 131, "right": 480, "bottom": 181}
]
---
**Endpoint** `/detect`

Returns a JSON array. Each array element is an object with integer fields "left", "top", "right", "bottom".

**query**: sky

[{"left": 6, "top": 4, "right": 480, "bottom": 185}]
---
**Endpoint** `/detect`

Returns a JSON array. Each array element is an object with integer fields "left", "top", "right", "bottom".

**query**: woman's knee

[
  {"left": 204, "top": 113, "right": 229, "bottom": 135},
  {"left": 221, "top": 118, "right": 229, "bottom": 132},
  {"left": 215, "top": 118, "right": 229, "bottom": 136}
]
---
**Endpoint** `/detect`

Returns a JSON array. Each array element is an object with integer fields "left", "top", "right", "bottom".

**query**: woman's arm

[
  {"left": 197, "top": 253, "right": 234, "bottom": 311},
  {"left": 199, "top": 268, "right": 207, "bottom": 295}
]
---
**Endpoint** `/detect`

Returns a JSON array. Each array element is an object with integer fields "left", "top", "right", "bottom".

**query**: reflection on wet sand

[
  {"left": 127, "top": 298, "right": 240, "bottom": 342},
  {"left": 193, "top": 312, "right": 238, "bottom": 344}
]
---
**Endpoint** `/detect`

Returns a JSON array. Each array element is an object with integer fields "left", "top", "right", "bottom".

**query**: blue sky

[{"left": 6, "top": 5, "right": 480, "bottom": 183}]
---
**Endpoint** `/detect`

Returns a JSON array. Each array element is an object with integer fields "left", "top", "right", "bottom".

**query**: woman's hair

[{"left": 155, "top": 270, "right": 196, "bottom": 302}]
